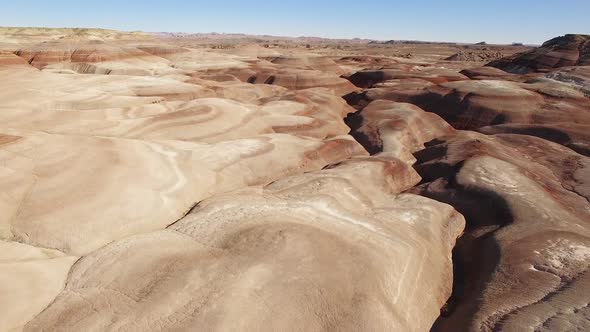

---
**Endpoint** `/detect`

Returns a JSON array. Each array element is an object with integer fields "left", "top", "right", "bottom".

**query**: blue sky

[{"left": 2, "top": 0, "right": 589, "bottom": 44}]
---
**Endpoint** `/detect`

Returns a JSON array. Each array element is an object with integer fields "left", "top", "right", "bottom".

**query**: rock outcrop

[
  {"left": 341, "top": 34, "right": 590, "bottom": 332},
  {"left": 488, "top": 34, "right": 590, "bottom": 73},
  {"left": 25, "top": 157, "right": 464, "bottom": 332},
  {"left": 2, "top": 27, "right": 590, "bottom": 332},
  {"left": 2, "top": 129, "right": 364, "bottom": 255},
  {"left": 346, "top": 67, "right": 468, "bottom": 89},
  {"left": 345, "top": 99, "right": 455, "bottom": 161},
  {"left": 0, "top": 27, "right": 468, "bottom": 332},
  {"left": 413, "top": 131, "right": 590, "bottom": 332},
  {"left": 345, "top": 74, "right": 590, "bottom": 147},
  {"left": 445, "top": 50, "right": 504, "bottom": 62}
]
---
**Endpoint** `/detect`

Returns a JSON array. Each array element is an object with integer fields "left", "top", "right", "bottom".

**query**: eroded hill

[{"left": 1, "top": 28, "right": 588, "bottom": 332}]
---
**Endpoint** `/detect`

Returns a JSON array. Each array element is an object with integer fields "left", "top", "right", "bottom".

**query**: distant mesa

[{"left": 488, "top": 34, "right": 590, "bottom": 73}]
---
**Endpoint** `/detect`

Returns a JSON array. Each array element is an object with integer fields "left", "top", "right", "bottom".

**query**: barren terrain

[{"left": 1, "top": 27, "right": 588, "bottom": 331}]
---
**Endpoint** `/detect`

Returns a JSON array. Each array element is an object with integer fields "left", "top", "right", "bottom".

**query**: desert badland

[{"left": 0, "top": 26, "right": 589, "bottom": 331}]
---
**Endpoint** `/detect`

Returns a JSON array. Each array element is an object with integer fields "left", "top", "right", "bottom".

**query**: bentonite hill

[{"left": 1, "top": 27, "right": 589, "bottom": 332}]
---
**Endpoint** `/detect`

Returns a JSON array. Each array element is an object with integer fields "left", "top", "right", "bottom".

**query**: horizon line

[{"left": 1, "top": 25, "right": 548, "bottom": 46}]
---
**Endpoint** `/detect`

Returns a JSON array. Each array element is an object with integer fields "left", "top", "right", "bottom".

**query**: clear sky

[{"left": 2, "top": 0, "right": 589, "bottom": 44}]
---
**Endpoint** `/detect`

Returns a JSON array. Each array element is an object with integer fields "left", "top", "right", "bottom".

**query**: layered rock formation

[
  {"left": 25, "top": 157, "right": 464, "bottom": 332},
  {"left": 414, "top": 132, "right": 590, "bottom": 332},
  {"left": 345, "top": 100, "right": 455, "bottom": 161},
  {"left": 445, "top": 50, "right": 504, "bottom": 62},
  {"left": 2, "top": 130, "right": 363, "bottom": 255},
  {"left": 342, "top": 34, "right": 590, "bottom": 332},
  {"left": 488, "top": 34, "right": 590, "bottom": 73},
  {"left": 345, "top": 66, "right": 468, "bottom": 89},
  {"left": 0, "top": 28, "right": 465, "bottom": 331},
  {"left": 2, "top": 27, "right": 589, "bottom": 331}
]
